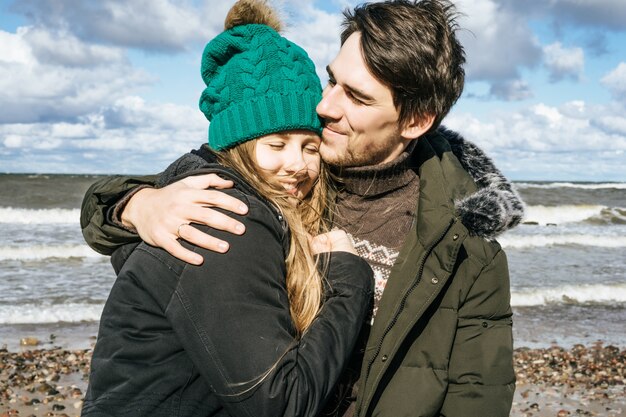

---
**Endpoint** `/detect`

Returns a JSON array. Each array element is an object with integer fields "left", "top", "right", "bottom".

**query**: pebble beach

[{"left": 1, "top": 340, "right": 624, "bottom": 417}]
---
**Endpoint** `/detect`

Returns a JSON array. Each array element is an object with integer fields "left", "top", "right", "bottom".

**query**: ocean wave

[
  {"left": 523, "top": 204, "right": 626, "bottom": 225},
  {"left": 0, "top": 207, "right": 79, "bottom": 224},
  {"left": 0, "top": 303, "right": 103, "bottom": 324},
  {"left": 512, "top": 283, "right": 626, "bottom": 307},
  {"left": 0, "top": 244, "right": 104, "bottom": 260},
  {"left": 499, "top": 234, "right": 626, "bottom": 248},
  {"left": 515, "top": 182, "right": 626, "bottom": 190}
]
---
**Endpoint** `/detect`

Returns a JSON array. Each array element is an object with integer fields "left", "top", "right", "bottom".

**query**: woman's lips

[{"left": 280, "top": 180, "right": 304, "bottom": 195}]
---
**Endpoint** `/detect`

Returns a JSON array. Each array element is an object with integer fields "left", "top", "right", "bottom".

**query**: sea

[{"left": 0, "top": 173, "right": 625, "bottom": 350}]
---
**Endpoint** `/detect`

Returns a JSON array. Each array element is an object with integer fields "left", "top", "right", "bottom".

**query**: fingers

[
  {"left": 309, "top": 233, "right": 331, "bottom": 254},
  {"left": 177, "top": 224, "right": 230, "bottom": 254},
  {"left": 198, "top": 189, "right": 249, "bottom": 216},
  {"left": 310, "top": 230, "right": 356, "bottom": 255},
  {"left": 181, "top": 173, "right": 234, "bottom": 190},
  {"left": 160, "top": 238, "right": 204, "bottom": 266},
  {"left": 178, "top": 177, "right": 248, "bottom": 216},
  {"left": 188, "top": 205, "right": 246, "bottom": 235}
]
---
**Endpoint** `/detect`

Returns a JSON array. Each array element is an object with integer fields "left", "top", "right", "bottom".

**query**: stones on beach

[
  {"left": 1, "top": 347, "right": 92, "bottom": 416},
  {"left": 1, "top": 343, "right": 625, "bottom": 416},
  {"left": 513, "top": 343, "right": 626, "bottom": 416},
  {"left": 514, "top": 343, "right": 625, "bottom": 388}
]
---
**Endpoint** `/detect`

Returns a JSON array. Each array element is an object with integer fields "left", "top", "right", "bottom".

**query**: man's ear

[{"left": 400, "top": 114, "right": 435, "bottom": 140}]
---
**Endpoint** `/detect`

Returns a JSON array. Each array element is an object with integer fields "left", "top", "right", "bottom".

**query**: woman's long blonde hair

[{"left": 216, "top": 139, "right": 333, "bottom": 335}]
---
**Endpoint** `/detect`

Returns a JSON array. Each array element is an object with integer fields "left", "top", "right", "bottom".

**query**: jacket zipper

[{"left": 356, "top": 218, "right": 455, "bottom": 417}]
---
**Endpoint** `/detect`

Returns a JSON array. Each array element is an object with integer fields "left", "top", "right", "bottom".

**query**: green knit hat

[{"left": 199, "top": 24, "right": 323, "bottom": 151}]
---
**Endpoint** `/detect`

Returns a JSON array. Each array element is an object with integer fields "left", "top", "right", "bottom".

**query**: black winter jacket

[{"left": 82, "top": 164, "right": 374, "bottom": 417}]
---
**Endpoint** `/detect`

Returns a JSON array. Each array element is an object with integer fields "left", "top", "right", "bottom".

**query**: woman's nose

[{"left": 284, "top": 149, "right": 307, "bottom": 173}]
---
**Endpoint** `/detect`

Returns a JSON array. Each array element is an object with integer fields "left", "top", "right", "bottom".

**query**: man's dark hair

[{"left": 341, "top": 0, "right": 465, "bottom": 131}]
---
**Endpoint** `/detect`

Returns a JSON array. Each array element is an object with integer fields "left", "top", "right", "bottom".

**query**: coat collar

[
  {"left": 410, "top": 127, "right": 524, "bottom": 243},
  {"left": 409, "top": 130, "right": 477, "bottom": 248}
]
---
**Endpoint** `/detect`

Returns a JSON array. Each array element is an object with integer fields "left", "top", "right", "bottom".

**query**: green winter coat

[{"left": 353, "top": 131, "right": 518, "bottom": 417}]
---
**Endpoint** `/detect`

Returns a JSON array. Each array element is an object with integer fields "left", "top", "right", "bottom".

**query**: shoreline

[{"left": 0, "top": 343, "right": 624, "bottom": 417}]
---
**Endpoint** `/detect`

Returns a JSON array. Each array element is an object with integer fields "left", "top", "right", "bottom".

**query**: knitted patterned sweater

[{"left": 332, "top": 148, "right": 419, "bottom": 323}]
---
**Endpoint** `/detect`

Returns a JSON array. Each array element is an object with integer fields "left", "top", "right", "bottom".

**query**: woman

[{"left": 81, "top": 1, "right": 374, "bottom": 416}]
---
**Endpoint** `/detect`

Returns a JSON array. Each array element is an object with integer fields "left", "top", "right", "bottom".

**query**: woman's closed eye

[{"left": 268, "top": 143, "right": 285, "bottom": 150}]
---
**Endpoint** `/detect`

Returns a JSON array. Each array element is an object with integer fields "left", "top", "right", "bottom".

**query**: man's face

[{"left": 316, "top": 32, "right": 405, "bottom": 168}]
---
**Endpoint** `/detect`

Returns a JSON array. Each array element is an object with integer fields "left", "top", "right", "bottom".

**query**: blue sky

[{"left": 1, "top": 0, "right": 626, "bottom": 181}]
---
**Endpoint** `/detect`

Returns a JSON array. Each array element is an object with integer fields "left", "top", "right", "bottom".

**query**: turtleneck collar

[{"left": 331, "top": 141, "right": 418, "bottom": 197}]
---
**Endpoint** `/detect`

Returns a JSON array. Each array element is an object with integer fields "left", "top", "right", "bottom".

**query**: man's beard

[{"left": 320, "top": 127, "right": 402, "bottom": 168}]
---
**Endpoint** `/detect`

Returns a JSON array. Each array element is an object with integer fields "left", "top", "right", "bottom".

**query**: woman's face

[{"left": 255, "top": 130, "right": 321, "bottom": 200}]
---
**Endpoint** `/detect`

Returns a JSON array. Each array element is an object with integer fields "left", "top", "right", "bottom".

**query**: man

[{"left": 82, "top": 1, "right": 523, "bottom": 416}]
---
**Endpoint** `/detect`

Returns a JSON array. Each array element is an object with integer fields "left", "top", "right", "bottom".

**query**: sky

[{"left": 1, "top": 0, "right": 626, "bottom": 181}]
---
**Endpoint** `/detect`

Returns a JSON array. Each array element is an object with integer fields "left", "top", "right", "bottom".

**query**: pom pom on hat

[{"left": 224, "top": 0, "right": 282, "bottom": 32}]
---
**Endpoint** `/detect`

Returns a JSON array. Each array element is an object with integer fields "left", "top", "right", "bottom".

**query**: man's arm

[
  {"left": 80, "top": 156, "right": 249, "bottom": 264},
  {"left": 440, "top": 248, "right": 515, "bottom": 416},
  {"left": 81, "top": 175, "right": 158, "bottom": 255}
]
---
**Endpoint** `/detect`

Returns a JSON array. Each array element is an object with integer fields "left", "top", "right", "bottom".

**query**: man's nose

[{"left": 316, "top": 86, "right": 341, "bottom": 121}]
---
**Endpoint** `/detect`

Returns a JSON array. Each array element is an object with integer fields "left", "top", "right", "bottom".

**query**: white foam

[
  {"left": 512, "top": 283, "right": 626, "bottom": 307},
  {"left": 0, "top": 244, "right": 104, "bottom": 260},
  {"left": 499, "top": 234, "right": 626, "bottom": 248},
  {"left": 524, "top": 204, "right": 606, "bottom": 225},
  {"left": 516, "top": 182, "right": 626, "bottom": 190},
  {"left": 0, "top": 303, "right": 103, "bottom": 324},
  {"left": 0, "top": 207, "right": 79, "bottom": 224}
]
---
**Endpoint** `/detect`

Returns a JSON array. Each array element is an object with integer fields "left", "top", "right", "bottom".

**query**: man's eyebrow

[{"left": 326, "top": 65, "right": 375, "bottom": 103}]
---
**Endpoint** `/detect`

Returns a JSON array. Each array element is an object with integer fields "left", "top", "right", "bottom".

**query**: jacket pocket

[{"left": 452, "top": 316, "right": 515, "bottom": 385}]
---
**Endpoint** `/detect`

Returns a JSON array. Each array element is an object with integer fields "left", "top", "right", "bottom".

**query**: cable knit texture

[{"left": 199, "top": 23, "right": 322, "bottom": 150}]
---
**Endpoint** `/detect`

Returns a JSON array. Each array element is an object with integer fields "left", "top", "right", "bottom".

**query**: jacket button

[
  {"left": 431, "top": 277, "right": 439, "bottom": 284},
  {"left": 482, "top": 321, "right": 488, "bottom": 328},
  {"left": 452, "top": 234, "right": 459, "bottom": 241},
  {"left": 381, "top": 355, "right": 388, "bottom": 362}
]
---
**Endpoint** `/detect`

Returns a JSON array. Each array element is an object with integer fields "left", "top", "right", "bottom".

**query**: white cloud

[
  {"left": 0, "top": 97, "right": 207, "bottom": 174},
  {"left": 543, "top": 42, "right": 584, "bottom": 82},
  {"left": 601, "top": 62, "right": 626, "bottom": 100},
  {"left": 0, "top": 28, "right": 33, "bottom": 65},
  {"left": 3, "top": 135, "right": 23, "bottom": 148},
  {"left": 489, "top": 80, "right": 534, "bottom": 101},
  {"left": 455, "top": 0, "right": 543, "bottom": 87},
  {"left": 446, "top": 100, "right": 626, "bottom": 180},
  {"left": 11, "top": 0, "right": 229, "bottom": 52},
  {"left": 593, "top": 115, "right": 626, "bottom": 135},
  {"left": 24, "top": 27, "right": 125, "bottom": 67},
  {"left": 0, "top": 27, "right": 151, "bottom": 124}
]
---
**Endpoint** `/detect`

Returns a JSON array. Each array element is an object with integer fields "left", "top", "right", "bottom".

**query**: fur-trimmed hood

[{"left": 437, "top": 126, "right": 525, "bottom": 240}]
